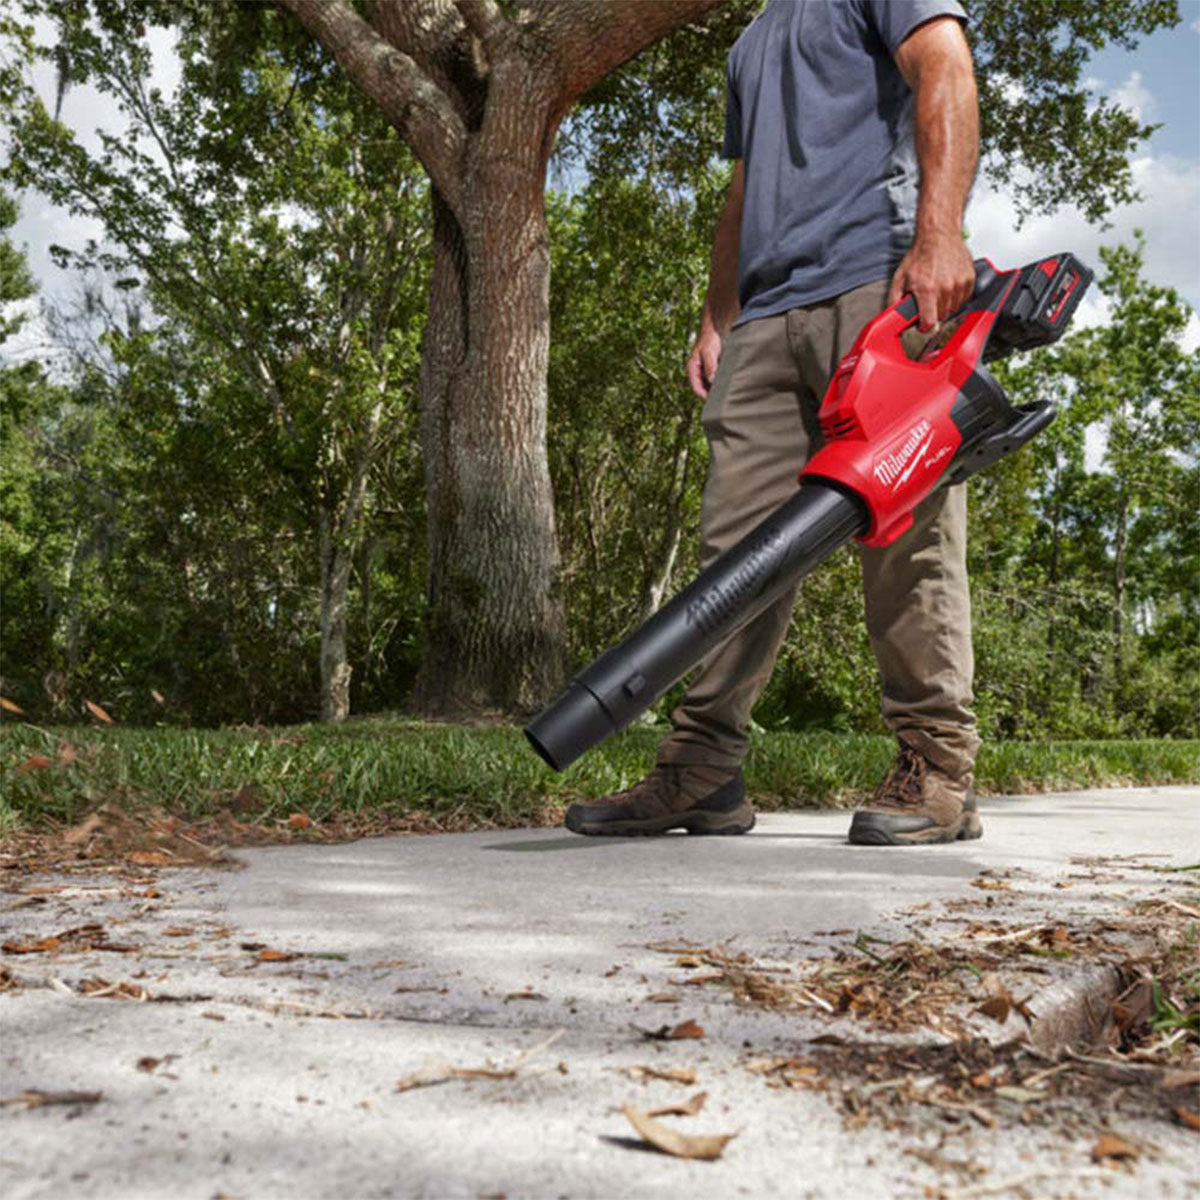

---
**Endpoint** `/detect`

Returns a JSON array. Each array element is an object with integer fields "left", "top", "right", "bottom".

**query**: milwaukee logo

[
  {"left": 873, "top": 420, "right": 932, "bottom": 489},
  {"left": 686, "top": 527, "right": 784, "bottom": 636}
]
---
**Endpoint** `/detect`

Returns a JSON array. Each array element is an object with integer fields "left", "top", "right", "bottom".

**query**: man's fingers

[
  {"left": 916, "top": 286, "right": 939, "bottom": 334},
  {"left": 686, "top": 348, "right": 709, "bottom": 399}
]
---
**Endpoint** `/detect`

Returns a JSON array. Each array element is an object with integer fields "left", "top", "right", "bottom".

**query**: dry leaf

[
  {"left": 257, "top": 948, "right": 297, "bottom": 962},
  {"left": 84, "top": 699, "right": 114, "bottom": 724},
  {"left": 647, "top": 993, "right": 680, "bottom": 1003},
  {"left": 162, "top": 927, "right": 193, "bottom": 938},
  {"left": 647, "top": 1092, "right": 708, "bottom": 1118},
  {"left": 1172, "top": 1107, "right": 1200, "bottom": 1131},
  {"left": 612, "top": 1066, "right": 697, "bottom": 1085},
  {"left": 56, "top": 741, "right": 78, "bottom": 766},
  {"left": 64, "top": 813, "right": 104, "bottom": 845},
  {"left": 128, "top": 851, "right": 172, "bottom": 866},
  {"left": 620, "top": 1106, "right": 736, "bottom": 1160},
  {"left": 151, "top": 689, "right": 165, "bottom": 705},
  {"left": 977, "top": 995, "right": 1012, "bottom": 1024},
  {"left": 1090, "top": 1133, "right": 1139, "bottom": 1162},
  {"left": 670, "top": 1019, "right": 705, "bottom": 1040},
  {"left": 0, "top": 696, "right": 24, "bottom": 714},
  {"left": 971, "top": 877, "right": 1011, "bottom": 892},
  {"left": 2, "top": 936, "right": 61, "bottom": 955},
  {"left": 0, "top": 1089, "right": 103, "bottom": 1109},
  {"left": 287, "top": 813, "right": 312, "bottom": 829},
  {"left": 504, "top": 990, "right": 548, "bottom": 1002},
  {"left": 1162, "top": 1070, "right": 1200, "bottom": 1090},
  {"left": 17, "top": 754, "right": 53, "bottom": 775},
  {"left": 136, "top": 1057, "right": 161, "bottom": 1073}
]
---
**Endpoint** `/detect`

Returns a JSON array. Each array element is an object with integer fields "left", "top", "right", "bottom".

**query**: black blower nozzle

[{"left": 524, "top": 483, "right": 865, "bottom": 770}]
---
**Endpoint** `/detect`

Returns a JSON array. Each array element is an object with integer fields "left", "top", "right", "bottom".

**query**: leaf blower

[{"left": 526, "top": 254, "right": 1092, "bottom": 772}]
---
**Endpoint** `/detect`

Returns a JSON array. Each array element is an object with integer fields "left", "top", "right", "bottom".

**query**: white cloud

[
  {"left": 1110, "top": 70, "right": 1157, "bottom": 123},
  {"left": 1182, "top": 310, "right": 1200, "bottom": 353},
  {"left": 967, "top": 153, "right": 1200, "bottom": 312}
]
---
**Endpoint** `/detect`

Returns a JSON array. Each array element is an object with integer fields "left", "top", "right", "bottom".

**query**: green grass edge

[{"left": 2, "top": 719, "right": 1198, "bottom": 836}]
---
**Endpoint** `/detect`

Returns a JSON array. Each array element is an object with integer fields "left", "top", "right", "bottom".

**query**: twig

[{"left": 939, "top": 1168, "right": 1115, "bottom": 1198}]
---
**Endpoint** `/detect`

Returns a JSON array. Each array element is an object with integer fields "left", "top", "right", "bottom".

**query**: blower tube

[{"left": 525, "top": 481, "right": 865, "bottom": 771}]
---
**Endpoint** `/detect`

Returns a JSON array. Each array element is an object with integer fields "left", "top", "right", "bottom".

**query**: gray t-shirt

[{"left": 724, "top": 0, "right": 967, "bottom": 325}]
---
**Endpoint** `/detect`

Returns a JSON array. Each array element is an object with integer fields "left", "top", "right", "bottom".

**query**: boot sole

[
  {"left": 847, "top": 810, "right": 983, "bottom": 846},
  {"left": 565, "top": 804, "right": 756, "bottom": 838}
]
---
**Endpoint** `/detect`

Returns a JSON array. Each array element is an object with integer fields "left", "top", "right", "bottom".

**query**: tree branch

[
  {"left": 453, "top": 0, "right": 506, "bottom": 56},
  {"left": 276, "top": 0, "right": 466, "bottom": 209},
  {"left": 535, "top": 0, "right": 725, "bottom": 117}
]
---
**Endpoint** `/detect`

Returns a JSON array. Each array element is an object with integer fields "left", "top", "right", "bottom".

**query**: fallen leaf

[
  {"left": 151, "top": 689, "right": 165, "bottom": 706},
  {"left": 2, "top": 936, "right": 61, "bottom": 955},
  {"left": 977, "top": 995, "right": 1012, "bottom": 1024},
  {"left": 647, "top": 1092, "right": 708, "bottom": 1118},
  {"left": 162, "top": 926, "right": 193, "bottom": 937},
  {"left": 1090, "top": 1133, "right": 1139, "bottom": 1162},
  {"left": 287, "top": 813, "right": 312, "bottom": 829},
  {"left": 84, "top": 699, "right": 114, "bottom": 724},
  {"left": 1162, "top": 1070, "right": 1200, "bottom": 1090},
  {"left": 16, "top": 755, "right": 53, "bottom": 775},
  {"left": 128, "top": 851, "right": 173, "bottom": 867},
  {"left": 670, "top": 1019, "right": 705, "bottom": 1040},
  {"left": 0, "top": 1089, "right": 103, "bottom": 1109},
  {"left": 611, "top": 1066, "right": 697, "bottom": 1085},
  {"left": 646, "top": 993, "right": 680, "bottom": 1003},
  {"left": 971, "top": 877, "right": 1012, "bottom": 892},
  {"left": 257, "top": 948, "right": 297, "bottom": 962},
  {"left": 1173, "top": 1107, "right": 1200, "bottom": 1131},
  {"left": 136, "top": 1057, "right": 161, "bottom": 1073},
  {"left": 674, "top": 955, "right": 705, "bottom": 968},
  {"left": 56, "top": 741, "right": 78, "bottom": 766},
  {"left": 504, "top": 989, "right": 548, "bottom": 1002},
  {"left": 63, "top": 813, "right": 104, "bottom": 845},
  {"left": 0, "top": 696, "right": 24, "bottom": 714},
  {"left": 620, "top": 1106, "right": 736, "bottom": 1160}
]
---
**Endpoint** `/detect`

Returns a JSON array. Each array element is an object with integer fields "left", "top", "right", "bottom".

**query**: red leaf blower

[{"left": 526, "top": 254, "right": 1093, "bottom": 771}]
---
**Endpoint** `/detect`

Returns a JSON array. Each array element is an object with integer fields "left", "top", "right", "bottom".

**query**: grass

[{"left": 1, "top": 717, "right": 1197, "bottom": 836}]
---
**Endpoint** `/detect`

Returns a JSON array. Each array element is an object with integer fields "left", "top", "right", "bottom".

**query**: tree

[{"left": 275, "top": 0, "right": 725, "bottom": 715}]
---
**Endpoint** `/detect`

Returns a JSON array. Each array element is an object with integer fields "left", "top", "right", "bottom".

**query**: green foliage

[{"left": 1, "top": 0, "right": 431, "bottom": 723}]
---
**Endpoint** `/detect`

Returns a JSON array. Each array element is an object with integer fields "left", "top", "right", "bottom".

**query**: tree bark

[{"left": 1113, "top": 487, "right": 1128, "bottom": 697}]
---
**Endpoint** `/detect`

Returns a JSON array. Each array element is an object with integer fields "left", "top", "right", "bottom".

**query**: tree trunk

[
  {"left": 317, "top": 400, "right": 384, "bottom": 722},
  {"left": 414, "top": 158, "right": 565, "bottom": 714},
  {"left": 318, "top": 509, "right": 354, "bottom": 722},
  {"left": 1113, "top": 488, "right": 1128, "bottom": 696}
]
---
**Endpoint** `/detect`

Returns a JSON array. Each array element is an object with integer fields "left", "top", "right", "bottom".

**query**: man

[{"left": 564, "top": 0, "right": 981, "bottom": 846}]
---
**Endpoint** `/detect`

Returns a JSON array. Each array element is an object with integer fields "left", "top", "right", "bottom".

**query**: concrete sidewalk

[{"left": 2, "top": 787, "right": 1198, "bottom": 1199}]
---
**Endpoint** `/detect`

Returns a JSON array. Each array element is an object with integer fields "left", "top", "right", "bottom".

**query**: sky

[{"left": 5, "top": 4, "right": 1200, "bottom": 358}]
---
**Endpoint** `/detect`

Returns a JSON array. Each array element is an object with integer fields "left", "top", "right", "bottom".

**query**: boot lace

[{"left": 873, "top": 745, "right": 927, "bottom": 810}]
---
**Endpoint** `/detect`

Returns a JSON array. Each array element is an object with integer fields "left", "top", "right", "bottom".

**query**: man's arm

[
  {"left": 888, "top": 16, "right": 978, "bottom": 333},
  {"left": 687, "top": 159, "right": 744, "bottom": 399}
]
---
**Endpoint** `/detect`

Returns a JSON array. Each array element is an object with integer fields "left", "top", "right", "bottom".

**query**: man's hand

[
  {"left": 687, "top": 322, "right": 724, "bottom": 399},
  {"left": 887, "top": 231, "right": 976, "bottom": 332}
]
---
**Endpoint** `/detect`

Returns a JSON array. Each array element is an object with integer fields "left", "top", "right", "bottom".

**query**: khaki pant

[{"left": 657, "top": 278, "right": 980, "bottom": 780}]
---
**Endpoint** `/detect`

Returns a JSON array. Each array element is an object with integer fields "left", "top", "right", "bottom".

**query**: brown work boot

[
  {"left": 848, "top": 743, "right": 981, "bottom": 846},
  {"left": 564, "top": 764, "right": 754, "bottom": 837}
]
